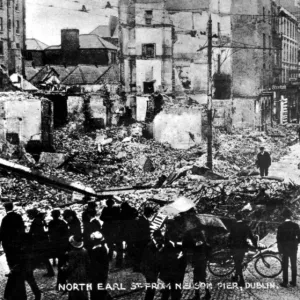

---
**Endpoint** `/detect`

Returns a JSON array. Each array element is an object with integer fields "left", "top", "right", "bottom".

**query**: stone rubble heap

[{"left": 0, "top": 122, "right": 299, "bottom": 233}]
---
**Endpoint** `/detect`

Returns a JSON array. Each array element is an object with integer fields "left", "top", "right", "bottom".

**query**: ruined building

[
  {"left": 119, "top": 0, "right": 174, "bottom": 94},
  {"left": 119, "top": 0, "right": 285, "bottom": 130}
]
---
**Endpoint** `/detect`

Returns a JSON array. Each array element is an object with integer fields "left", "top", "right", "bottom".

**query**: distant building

[
  {"left": 278, "top": 7, "right": 298, "bottom": 84},
  {"left": 0, "top": 0, "right": 26, "bottom": 75},
  {"left": 25, "top": 29, "right": 117, "bottom": 67},
  {"left": 119, "top": 0, "right": 174, "bottom": 94},
  {"left": 25, "top": 38, "right": 48, "bottom": 67}
]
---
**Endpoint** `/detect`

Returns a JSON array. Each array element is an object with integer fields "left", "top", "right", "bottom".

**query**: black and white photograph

[{"left": 1, "top": 0, "right": 300, "bottom": 299}]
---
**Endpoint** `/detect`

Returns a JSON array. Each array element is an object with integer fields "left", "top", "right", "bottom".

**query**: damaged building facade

[
  {"left": 0, "top": 93, "right": 53, "bottom": 150},
  {"left": 0, "top": 0, "right": 26, "bottom": 76},
  {"left": 119, "top": 0, "right": 288, "bottom": 132}
]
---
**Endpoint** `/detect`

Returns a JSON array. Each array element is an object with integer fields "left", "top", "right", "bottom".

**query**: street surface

[{"left": 270, "top": 143, "right": 300, "bottom": 184}]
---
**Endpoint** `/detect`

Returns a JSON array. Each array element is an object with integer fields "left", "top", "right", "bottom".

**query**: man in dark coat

[
  {"left": 100, "top": 199, "right": 122, "bottom": 266},
  {"left": 159, "top": 232, "right": 187, "bottom": 300},
  {"left": 133, "top": 207, "right": 153, "bottom": 271},
  {"left": 183, "top": 230, "right": 211, "bottom": 300},
  {"left": 89, "top": 231, "right": 109, "bottom": 300},
  {"left": 27, "top": 208, "right": 54, "bottom": 277},
  {"left": 256, "top": 146, "right": 271, "bottom": 177},
  {"left": 0, "top": 202, "right": 25, "bottom": 268},
  {"left": 63, "top": 209, "right": 82, "bottom": 239},
  {"left": 48, "top": 209, "right": 69, "bottom": 262},
  {"left": 277, "top": 208, "right": 300, "bottom": 287},
  {"left": 119, "top": 202, "right": 138, "bottom": 264},
  {"left": 141, "top": 230, "right": 164, "bottom": 300},
  {"left": 82, "top": 205, "right": 101, "bottom": 255},
  {"left": 63, "top": 235, "right": 90, "bottom": 300},
  {"left": 0, "top": 202, "right": 28, "bottom": 300},
  {"left": 48, "top": 209, "right": 69, "bottom": 288},
  {"left": 229, "top": 212, "right": 257, "bottom": 287}
]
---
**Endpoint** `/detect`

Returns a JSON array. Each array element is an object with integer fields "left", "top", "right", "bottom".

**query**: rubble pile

[
  {"left": 0, "top": 122, "right": 299, "bottom": 233},
  {"left": 213, "top": 124, "right": 298, "bottom": 176}
]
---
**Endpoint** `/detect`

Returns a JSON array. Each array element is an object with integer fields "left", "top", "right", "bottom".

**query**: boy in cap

[
  {"left": 277, "top": 208, "right": 300, "bottom": 287},
  {"left": 256, "top": 146, "right": 271, "bottom": 177},
  {"left": 64, "top": 235, "right": 90, "bottom": 300},
  {"left": 89, "top": 231, "right": 109, "bottom": 300}
]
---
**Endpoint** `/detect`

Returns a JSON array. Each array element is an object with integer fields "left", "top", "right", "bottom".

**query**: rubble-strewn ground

[
  {"left": 0, "top": 123, "right": 300, "bottom": 299},
  {"left": 0, "top": 123, "right": 299, "bottom": 231}
]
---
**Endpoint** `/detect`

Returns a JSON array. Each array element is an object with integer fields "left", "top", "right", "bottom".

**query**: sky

[{"left": 26, "top": 0, "right": 118, "bottom": 46}]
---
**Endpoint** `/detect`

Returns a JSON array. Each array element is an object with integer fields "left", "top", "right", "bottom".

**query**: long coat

[
  {"left": 0, "top": 211, "right": 25, "bottom": 255},
  {"left": 68, "top": 217, "right": 82, "bottom": 239},
  {"left": 65, "top": 247, "right": 90, "bottom": 300},
  {"left": 140, "top": 240, "right": 162, "bottom": 281},
  {"left": 90, "top": 245, "right": 109, "bottom": 283},
  {"left": 256, "top": 152, "right": 271, "bottom": 168},
  {"left": 48, "top": 218, "right": 69, "bottom": 256},
  {"left": 28, "top": 215, "right": 50, "bottom": 260},
  {"left": 159, "top": 241, "right": 187, "bottom": 283},
  {"left": 100, "top": 206, "right": 121, "bottom": 243}
]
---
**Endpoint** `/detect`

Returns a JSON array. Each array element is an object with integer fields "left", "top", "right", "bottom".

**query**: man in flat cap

[{"left": 256, "top": 146, "right": 271, "bottom": 177}]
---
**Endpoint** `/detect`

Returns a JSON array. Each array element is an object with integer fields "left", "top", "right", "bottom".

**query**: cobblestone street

[{"left": 1, "top": 250, "right": 300, "bottom": 300}]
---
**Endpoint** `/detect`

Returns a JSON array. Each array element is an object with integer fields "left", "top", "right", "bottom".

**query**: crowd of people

[
  {"left": 1, "top": 196, "right": 300, "bottom": 300},
  {"left": 0, "top": 198, "right": 156, "bottom": 300}
]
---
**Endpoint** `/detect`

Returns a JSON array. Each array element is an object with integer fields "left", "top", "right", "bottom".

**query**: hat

[
  {"left": 69, "top": 235, "right": 84, "bottom": 248},
  {"left": 90, "top": 231, "right": 104, "bottom": 242},
  {"left": 259, "top": 146, "right": 265, "bottom": 150}
]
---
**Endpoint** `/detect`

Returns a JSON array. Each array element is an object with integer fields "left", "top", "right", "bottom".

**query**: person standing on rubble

[
  {"left": 229, "top": 212, "right": 257, "bottom": 287},
  {"left": 277, "top": 208, "right": 300, "bottom": 288},
  {"left": 100, "top": 198, "right": 123, "bottom": 267},
  {"left": 256, "top": 146, "right": 271, "bottom": 177},
  {"left": 27, "top": 208, "right": 55, "bottom": 277}
]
